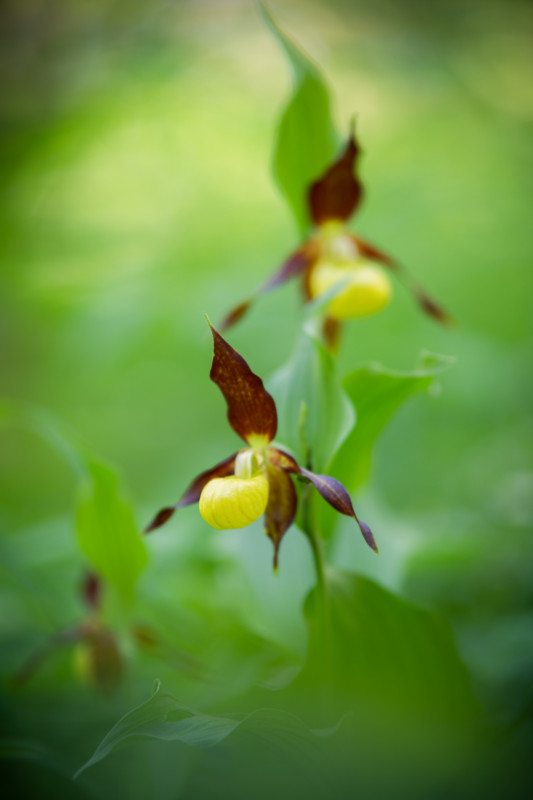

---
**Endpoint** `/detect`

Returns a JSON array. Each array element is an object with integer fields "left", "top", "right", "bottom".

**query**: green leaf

[
  {"left": 75, "top": 461, "right": 147, "bottom": 604},
  {"left": 268, "top": 325, "right": 355, "bottom": 473},
  {"left": 302, "top": 570, "right": 480, "bottom": 728},
  {"left": 75, "top": 679, "right": 336, "bottom": 778},
  {"left": 331, "top": 352, "right": 455, "bottom": 492},
  {"left": 264, "top": 5, "right": 339, "bottom": 235}
]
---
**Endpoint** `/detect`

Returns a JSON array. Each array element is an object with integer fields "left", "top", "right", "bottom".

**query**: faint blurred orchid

[
  {"left": 14, "top": 572, "right": 122, "bottom": 694},
  {"left": 146, "top": 322, "right": 377, "bottom": 568},
  {"left": 221, "top": 129, "right": 451, "bottom": 347}
]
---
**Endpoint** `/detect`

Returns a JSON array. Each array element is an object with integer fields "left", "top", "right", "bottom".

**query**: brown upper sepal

[
  {"left": 308, "top": 134, "right": 363, "bottom": 226},
  {"left": 145, "top": 452, "right": 238, "bottom": 533},
  {"left": 209, "top": 323, "right": 277, "bottom": 445}
]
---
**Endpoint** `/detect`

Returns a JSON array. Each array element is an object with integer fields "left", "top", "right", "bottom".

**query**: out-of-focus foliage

[
  {"left": 268, "top": 324, "right": 355, "bottom": 472},
  {"left": 1, "top": 0, "right": 533, "bottom": 798},
  {"left": 76, "top": 461, "right": 147, "bottom": 604},
  {"left": 333, "top": 351, "right": 455, "bottom": 491}
]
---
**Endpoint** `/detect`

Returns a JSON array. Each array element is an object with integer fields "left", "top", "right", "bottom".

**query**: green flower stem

[
  {"left": 301, "top": 483, "right": 328, "bottom": 613},
  {"left": 301, "top": 483, "right": 333, "bottom": 710}
]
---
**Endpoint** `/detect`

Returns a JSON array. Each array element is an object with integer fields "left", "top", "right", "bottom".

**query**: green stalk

[
  {"left": 300, "top": 483, "right": 333, "bottom": 714},
  {"left": 301, "top": 484, "right": 327, "bottom": 602}
]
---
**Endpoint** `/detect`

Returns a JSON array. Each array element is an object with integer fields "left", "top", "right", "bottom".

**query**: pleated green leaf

[{"left": 264, "top": 5, "right": 339, "bottom": 234}]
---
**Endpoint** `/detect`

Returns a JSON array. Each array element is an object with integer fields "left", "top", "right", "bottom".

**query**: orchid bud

[
  {"left": 309, "top": 260, "right": 392, "bottom": 320},
  {"left": 199, "top": 474, "right": 269, "bottom": 529}
]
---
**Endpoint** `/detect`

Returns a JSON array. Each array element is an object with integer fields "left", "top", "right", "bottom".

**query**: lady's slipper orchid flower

[
  {"left": 221, "top": 130, "right": 451, "bottom": 347},
  {"left": 146, "top": 323, "right": 377, "bottom": 568}
]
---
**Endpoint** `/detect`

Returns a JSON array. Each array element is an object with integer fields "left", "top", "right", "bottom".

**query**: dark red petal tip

[
  {"left": 219, "top": 243, "right": 317, "bottom": 333},
  {"left": 308, "top": 132, "right": 363, "bottom": 226},
  {"left": 322, "top": 315, "right": 342, "bottom": 352},
  {"left": 350, "top": 235, "right": 398, "bottom": 268},
  {"left": 417, "top": 293, "right": 454, "bottom": 326},
  {"left": 145, "top": 453, "right": 238, "bottom": 533},
  {"left": 145, "top": 506, "right": 176, "bottom": 533},
  {"left": 82, "top": 572, "right": 102, "bottom": 610},
  {"left": 219, "top": 300, "right": 253, "bottom": 332},
  {"left": 209, "top": 323, "right": 277, "bottom": 445},
  {"left": 358, "top": 519, "right": 379, "bottom": 554},
  {"left": 352, "top": 235, "right": 453, "bottom": 328}
]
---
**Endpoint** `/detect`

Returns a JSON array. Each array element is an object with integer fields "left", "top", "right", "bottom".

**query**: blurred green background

[{"left": 1, "top": 0, "right": 532, "bottom": 797}]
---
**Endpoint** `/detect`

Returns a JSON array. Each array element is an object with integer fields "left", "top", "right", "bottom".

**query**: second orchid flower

[
  {"left": 146, "top": 322, "right": 377, "bottom": 568},
  {"left": 222, "top": 129, "right": 451, "bottom": 347}
]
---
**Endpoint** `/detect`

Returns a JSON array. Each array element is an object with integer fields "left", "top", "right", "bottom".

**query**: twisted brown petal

[
  {"left": 351, "top": 234, "right": 453, "bottom": 326},
  {"left": 268, "top": 448, "right": 377, "bottom": 553},
  {"left": 145, "top": 452, "right": 238, "bottom": 532},
  {"left": 219, "top": 242, "right": 318, "bottom": 332},
  {"left": 308, "top": 133, "right": 363, "bottom": 225},
  {"left": 264, "top": 464, "right": 298, "bottom": 571},
  {"left": 299, "top": 467, "right": 378, "bottom": 553},
  {"left": 209, "top": 324, "right": 277, "bottom": 446}
]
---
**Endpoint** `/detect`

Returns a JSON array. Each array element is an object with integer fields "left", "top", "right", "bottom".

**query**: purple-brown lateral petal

[
  {"left": 262, "top": 242, "right": 318, "bottom": 292},
  {"left": 209, "top": 324, "right": 277, "bottom": 445},
  {"left": 219, "top": 299, "right": 253, "bottom": 331},
  {"left": 308, "top": 134, "right": 363, "bottom": 226},
  {"left": 299, "top": 467, "right": 379, "bottom": 554},
  {"left": 219, "top": 242, "right": 318, "bottom": 332},
  {"left": 416, "top": 292, "right": 454, "bottom": 326},
  {"left": 145, "top": 452, "right": 238, "bottom": 532},
  {"left": 352, "top": 234, "right": 453, "bottom": 327},
  {"left": 350, "top": 235, "right": 398, "bottom": 268},
  {"left": 264, "top": 464, "right": 297, "bottom": 571}
]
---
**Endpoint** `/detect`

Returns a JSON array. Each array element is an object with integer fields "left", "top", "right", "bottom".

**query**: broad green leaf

[
  {"left": 264, "top": 5, "right": 339, "bottom": 234},
  {"left": 268, "top": 325, "right": 355, "bottom": 473},
  {"left": 75, "top": 679, "right": 336, "bottom": 778},
  {"left": 302, "top": 570, "right": 480, "bottom": 726},
  {"left": 75, "top": 461, "right": 147, "bottom": 604},
  {"left": 331, "top": 352, "right": 455, "bottom": 492},
  {"left": 293, "top": 571, "right": 483, "bottom": 791}
]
